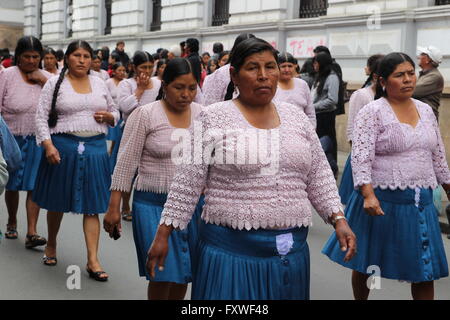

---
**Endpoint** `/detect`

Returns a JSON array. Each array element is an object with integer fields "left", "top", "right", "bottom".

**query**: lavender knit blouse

[
  {"left": 110, "top": 100, "right": 203, "bottom": 193},
  {"left": 351, "top": 97, "right": 450, "bottom": 190},
  {"left": 160, "top": 100, "right": 343, "bottom": 231},
  {"left": 0, "top": 66, "right": 53, "bottom": 136},
  {"left": 35, "top": 74, "right": 120, "bottom": 145}
]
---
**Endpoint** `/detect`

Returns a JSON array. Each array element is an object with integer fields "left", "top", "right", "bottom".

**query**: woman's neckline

[
  {"left": 383, "top": 97, "right": 422, "bottom": 130},
  {"left": 66, "top": 74, "right": 92, "bottom": 95},
  {"left": 231, "top": 99, "right": 281, "bottom": 130}
]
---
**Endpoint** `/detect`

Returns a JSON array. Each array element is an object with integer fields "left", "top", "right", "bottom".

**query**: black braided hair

[
  {"left": 361, "top": 54, "right": 384, "bottom": 89},
  {"left": 48, "top": 65, "right": 67, "bottom": 128}
]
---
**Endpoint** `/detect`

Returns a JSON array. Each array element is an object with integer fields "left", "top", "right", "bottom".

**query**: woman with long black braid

[{"left": 34, "top": 40, "right": 119, "bottom": 281}]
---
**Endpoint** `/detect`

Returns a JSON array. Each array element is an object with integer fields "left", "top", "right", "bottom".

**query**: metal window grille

[
  {"left": 104, "top": 0, "right": 112, "bottom": 35},
  {"left": 436, "top": 0, "right": 450, "bottom": 5},
  {"left": 150, "top": 0, "right": 162, "bottom": 31},
  {"left": 212, "top": 0, "right": 230, "bottom": 26},
  {"left": 299, "top": 0, "right": 328, "bottom": 18}
]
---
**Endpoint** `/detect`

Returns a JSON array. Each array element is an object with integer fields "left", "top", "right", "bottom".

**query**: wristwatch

[{"left": 331, "top": 214, "right": 347, "bottom": 227}]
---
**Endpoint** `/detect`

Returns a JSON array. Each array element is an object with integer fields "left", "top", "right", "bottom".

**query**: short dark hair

[
  {"left": 213, "top": 42, "right": 224, "bottom": 54},
  {"left": 314, "top": 45, "right": 331, "bottom": 56},
  {"left": 186, "top": 38, "right": 199, "bottom": 53},
  {"left": 116, "top": 41, "right": 125, "bottom": 47}
]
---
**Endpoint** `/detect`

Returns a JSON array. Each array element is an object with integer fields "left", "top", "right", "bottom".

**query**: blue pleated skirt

[
  {"left": 191, "top": 222, "right": 310, "bottom": 300},
  {"left": 106, "top": 119, "right": 123, "bottom": 141},
  {"left": 322, "top": 188, "right": 449, "bottom": 283},
  {"left": 33, "top": 134, "right": 111, "bottom": 214},
  {"left": 6, "top": 135, "right": 42, "bottom": 191},
  {"left": 338, "top": 153, "right": 354, "bottom": 205},
  {"left": 108, "top": 125, "right": 123, "bottom": 174},
  {"left": 132, "top": 191, "right": 204, "bottom": 283}
]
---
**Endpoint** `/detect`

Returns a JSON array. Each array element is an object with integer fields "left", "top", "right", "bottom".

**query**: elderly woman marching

[
  {"left": 0, "top": 36, "right": 52, "bottom": 246},
  {"left": 323, "top": 52, "right": 450, "bottom": 300},
  {"left": 147, "top": 38, "right": 356, "bottom": 300},
  {"left": 33, "top": 40, "right": 119, "bottom": 281}
]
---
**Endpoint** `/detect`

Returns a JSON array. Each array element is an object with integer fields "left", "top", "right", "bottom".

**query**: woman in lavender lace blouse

[
  {"left": 339, "top": 54, "right": 384, "bottom": 205},
  {"left": 0, "top": 36, "right": 51, "bottom": 247},
  {"left": 273, "top": 52, "right": 316, "bottom": 127},
  {"left": 33, "top": 41, "right": 119, "bottom": 281},
  {"left": 323, "top": 53, "right": 450, "bottom": 300},
  {"left": 147, "top": 38, "right": 356, "bottom": 300},
  {"left": 104, "top": 58, "right": 204, "bottom": 300}
]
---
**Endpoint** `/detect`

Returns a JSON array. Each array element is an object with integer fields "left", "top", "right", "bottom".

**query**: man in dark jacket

[
  {"left": 185, "top": 38, "right": 202, "bottom": 85},
  {"left": 111, "top": 41, "right": 130, "bottom": 68}
]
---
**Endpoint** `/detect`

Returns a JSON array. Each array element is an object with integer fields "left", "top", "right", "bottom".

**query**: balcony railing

[
  {"left": 212, "top": 0, "right": 230, "bottom": 26},
  {"left": 150, "top": 0, "right": 162, "bottom": 31},
  {"left": 299, "top": 0, "right": 328, "bottom": 18},
  {"left": 436, "top": 0, "right": 450, "bottom": 5}
]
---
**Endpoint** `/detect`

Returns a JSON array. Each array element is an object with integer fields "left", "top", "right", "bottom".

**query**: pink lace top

[
  {"left": 117, "top": 78, "right": 161, "bottom": 121},
  {"left": 202, "top": 64, "right": 238, "bottom": 106},
  {"left": 160, "top": 100, "right": 343, "bottom": 231},
  {"left": 35, "top": 75, "right": 120, "bottom": 145},
  {"left": 111, "top": 101, "right": 203, "bottom": 193},
  {"left": 352, "top": 97, "right": 450, "bottom": 190},
  {"left": 105, "top": 78, "right": 121, "bottom": 104},
  {"left": 0, "top": 66, "right": 52, "bottom": 136},
  {"left": 346, "top": 87, "right": 374, "bottom": 142},
  {"left": 118, "top": 77, "right": 203, "bottom": 120},
  {"left": 273, "top": 78, "right": 316, "bottom": 128}
]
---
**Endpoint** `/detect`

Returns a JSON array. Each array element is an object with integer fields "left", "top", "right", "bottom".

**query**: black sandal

[
  {"left": 5, "top": 226, "right": 18, "bottom": 239},
  {"left": 43, "top": 255, "right": 57, "bottom": 266},
  {"left": 121, "top": 211, "right": 132, "bottom": 222},
  {"left": 26, "top": 234, "right": 47, "bottom": 249},
  {"left": 86, "top": 266, "right": 109, "bottom": 282}
]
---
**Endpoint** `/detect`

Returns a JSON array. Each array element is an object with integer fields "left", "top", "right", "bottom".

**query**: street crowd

[{"left": 0, "top": 33, "right": 449, "bottom": 300}]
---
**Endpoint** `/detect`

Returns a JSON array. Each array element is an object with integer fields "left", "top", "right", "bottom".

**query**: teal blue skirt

[
  {"left": 33, "top": 134, "right": 111, "bottom": 214},
  {"left": 6, "top": 135, "right": 42, "bottom": 191},
  {"left": 191, "top": 222, "right": 310, "bottom": 300},
  {"left": 338, "top": 153, "right": 354, "bottom": 205},
  {"left": 132, "top": 191, "right": 204, "bottom": 283},
  {"left": 322, "top": 188, "right": 448, "bottom": 283}
]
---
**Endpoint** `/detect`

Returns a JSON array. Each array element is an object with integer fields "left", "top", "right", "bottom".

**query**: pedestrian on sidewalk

[
  {"left": 0, "top": 36, "right": 52, "bottom": 247},
  {"left": 413, "top": 46, "right": 444, "bottom": 121},
  {"left": 147, "top": 38, "right": 356, "bottom": 300},
  {"left": 33, "top": 40, "right": 119, "bottom": 281},
  {"left": 323, "top": 52, "right": 450, "bottom": 300},
  {"left": 312, "top": 52, "right": 340, "bottom": 178},
  {"left": 339, "top": 54, "right": 383, "bottom": 205},
  {"left": 274, "top": 52, "right": 316, "bottom": 128},
  {"left": 104, "top": 58, "right": 204, "bottom": 300}
]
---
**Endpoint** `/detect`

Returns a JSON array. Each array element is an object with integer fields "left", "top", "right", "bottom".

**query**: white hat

[{"left": 417, "top": 46, "right": 443, "bottom": 65}]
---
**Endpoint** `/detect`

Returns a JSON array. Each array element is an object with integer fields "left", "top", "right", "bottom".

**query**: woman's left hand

[
  {"left": 334, "top": 220, "right": 357, "bottom": 262},
  {"left": 94, "top": 111, "right": 114, "bottom": 126},
  {"left": 26, "top": 70, "right": 47, "bottom": 87}
]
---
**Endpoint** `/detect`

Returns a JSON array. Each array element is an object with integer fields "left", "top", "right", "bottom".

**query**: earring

[{"left": 234, "top": 86, "right": 238, "bottom": 95}]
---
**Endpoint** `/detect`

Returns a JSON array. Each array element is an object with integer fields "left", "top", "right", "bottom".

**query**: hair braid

[{"left": 48, "top": 66, "right": 67, "bottom": 128}]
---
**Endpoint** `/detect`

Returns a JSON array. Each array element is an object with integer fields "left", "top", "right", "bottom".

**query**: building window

[
  {"left": 212, "top": 0, "right": 230, "bottom": 26},
  {"left": 436, "top": 0, "right": 450, "bottom": 5},
  {"left": 104, "top": 0, "right": 112, "bottom": 35},
  {"left": 150, "top": 0, "right": 162, "bottom": 31},
  {"left": 299, "top": 0, "right": 328, "bottom": 18},
  {"left": 38, "top": 0, "right": 43, "bottom": 39},
  {"left": 66, "top": 0, "right": 73, "bottom": 38}
]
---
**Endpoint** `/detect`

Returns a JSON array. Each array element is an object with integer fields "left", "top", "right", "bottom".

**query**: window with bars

[
  {"left": 38, "top": 0, "right": 43, "bottom": 39},
  {"left": 104, "top": 0, "right": 112, "bottom": 35},
  {"left": 299, "top": 0, "right": 328, "bottom": 18},
  {"left": 436, "top": 0, "right": 450, "bottom": 5},
  {"left": 150, "top": 0, "right": 162, "bottom": 31},
  {"left": 66, "top": 0, "right": 73, "bottom": 38},
  {"left": 212, "top": 0, "right": 230, "bottom": 26}
]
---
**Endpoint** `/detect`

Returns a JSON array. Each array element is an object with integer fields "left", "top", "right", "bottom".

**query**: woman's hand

[
  {"left": 363, "top": 195, "right": 384, "bottom": 216},
  {"left": 334, "top": 217, "right": 357, "bottom": 262},
  {"left": 42, "top": 140, "right": 61, "bottom": 165},
  {"left": 94, "top": 111, "right": 115, "bottom": 126},
  {"left": 136, "top": 72, "right": 151, "bottom": 90},
  {"left": 146, "top": 225, "right": 173, "bottom": 279},
  {"left": 103, "top": 207, "right": 122, "bottom": 238},
  {"left": 26, "top": 70, "right": 48, "bottom": 87}
]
